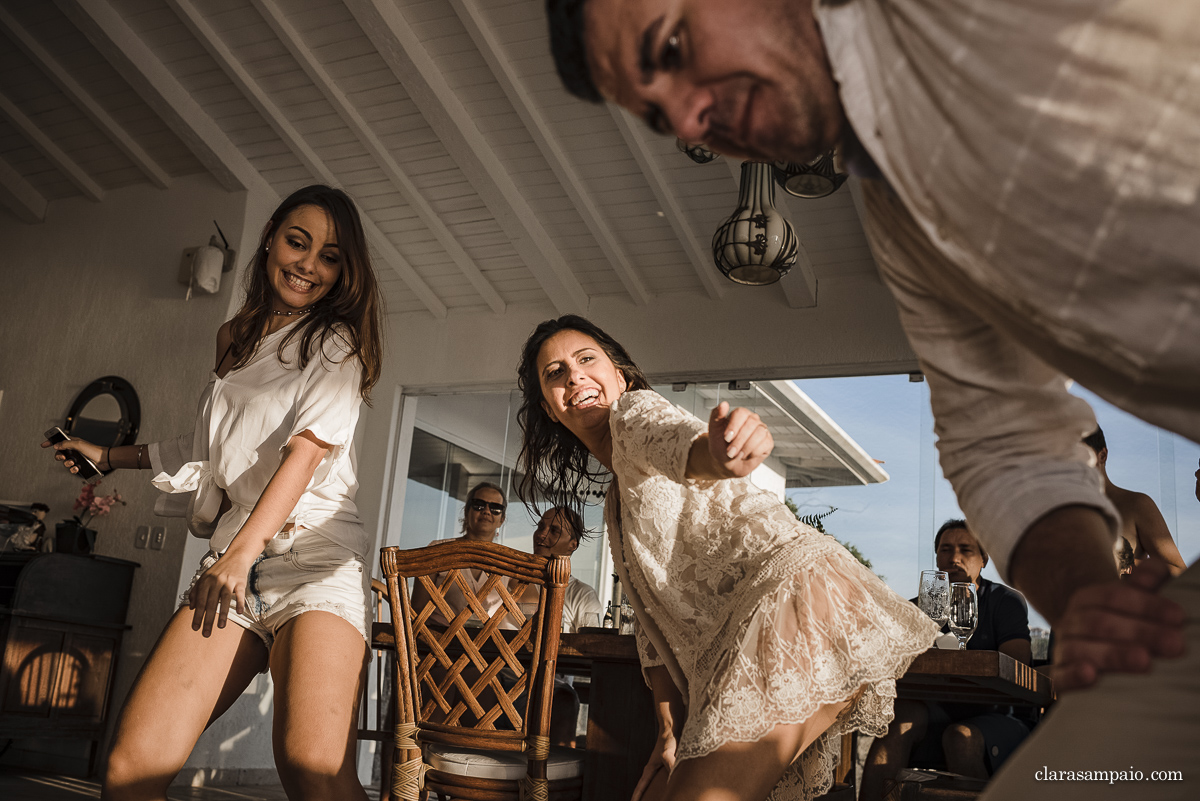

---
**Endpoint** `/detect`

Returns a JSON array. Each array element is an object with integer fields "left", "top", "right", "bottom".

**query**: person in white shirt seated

[
  {"left": 532, "top": 505, "right": 603, "bottom": 633},
  {"left": 526, "top": 505, "right": 603, "bottom": 748},
  {"left": 417, "top": 481, "right": 511, "bottom": 628}
]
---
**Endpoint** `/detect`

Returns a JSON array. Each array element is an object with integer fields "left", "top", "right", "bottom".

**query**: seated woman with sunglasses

[{"left": 414, "top": 481, "right": 512, "bottom": 627}]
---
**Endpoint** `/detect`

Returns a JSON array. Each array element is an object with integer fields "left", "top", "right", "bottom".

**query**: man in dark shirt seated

[{"left": 860, "top": 519, "right": 1032, "bottom": 801}]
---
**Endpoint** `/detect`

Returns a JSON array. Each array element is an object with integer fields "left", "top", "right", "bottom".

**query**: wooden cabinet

[{"left": 0, "top": 553, "right": 137, "bottom": 771}]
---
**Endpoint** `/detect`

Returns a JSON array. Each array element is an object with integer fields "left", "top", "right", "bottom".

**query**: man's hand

[
  {"left": 1052, "top": 559, "right": 1185, "bottom": 691},
  {"left": 1010, "top": 505, "right": 1185, "bottom": 692}
]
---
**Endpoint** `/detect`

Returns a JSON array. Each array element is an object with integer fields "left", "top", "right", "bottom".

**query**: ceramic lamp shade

[
  {"left": 712, "top": 162, "right": 798, "bottom": 285},
  {"left": 773, "top": 151, "right": 847, "bottom": 199}
]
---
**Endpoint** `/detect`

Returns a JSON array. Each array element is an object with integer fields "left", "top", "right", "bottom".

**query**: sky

[{"left": 787, "top": 376, "right": 1200, "bottom": 632}]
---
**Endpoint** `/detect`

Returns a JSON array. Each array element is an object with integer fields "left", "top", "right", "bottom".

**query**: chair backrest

[{"left": 380, "top": 540, "right": 570, "bottom": 760}]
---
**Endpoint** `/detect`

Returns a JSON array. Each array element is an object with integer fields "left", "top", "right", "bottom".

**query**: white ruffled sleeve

[
  {"left": 610, "top": 390, "right": 706, "bottom": 483},
  {"left": 148, "top": 432, "right": 195, "bottom": 518},
  {"left": 289, "top": 329, "right": 364, "bottom": 458}
]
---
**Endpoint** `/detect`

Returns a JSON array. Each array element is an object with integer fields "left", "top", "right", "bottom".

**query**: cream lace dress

[{"left": 604, "top": 391, "right": 938, "bottom": 800}]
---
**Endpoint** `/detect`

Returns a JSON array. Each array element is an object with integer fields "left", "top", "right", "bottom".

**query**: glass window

[
  {"left": 384, "top": 377, "right": 1197, "bottom": 639},
  {"left": 389, "top": 392, "right": 610, "bottom": 604}
]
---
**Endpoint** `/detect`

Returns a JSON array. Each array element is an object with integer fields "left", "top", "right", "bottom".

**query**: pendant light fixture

[
  {"left": 712, "top": 162, "right": 798, "bottom": 285},
  {"left": 676, "top": 138, "right": 719, "bottom": 164},
  {"left": 773, "top": 150, "right": 847, "bottom": 198}
]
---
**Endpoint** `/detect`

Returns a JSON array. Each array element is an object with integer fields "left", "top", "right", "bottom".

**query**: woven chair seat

[{"left": 427, "top": 744, "right": 584, "bottom": 781}]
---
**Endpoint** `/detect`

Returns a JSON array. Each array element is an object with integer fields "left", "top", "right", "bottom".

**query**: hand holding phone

[{"left": 43, "top": 427, "right": 102, "bottom": 480}]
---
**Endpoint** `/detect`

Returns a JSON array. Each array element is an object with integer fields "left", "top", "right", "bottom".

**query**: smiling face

[
  {"left": 936, "top": 527, "right": 987, "bottom": 587},
  {"left": 536, "top": 329, "right": 629, "bottom": 442},
  {"left": 265, "top": 204, "right": 342, "bottom": 313},
  {"left": 533, "top": 508, "right": 580, "bottom": 558},
  {"left": 583, "top": 0, "right": 844, "bottom": 162},
  {"left": 464, "top": 487, "right": 506, "bottom": 542}
]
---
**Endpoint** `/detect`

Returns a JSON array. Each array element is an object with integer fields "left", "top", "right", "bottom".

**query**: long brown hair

[
  {"left": 228, "top": 185, "right": 384, "bottom": 402},
  {"left": 515, "top": 315, "right": 651, "bottom": 518}
]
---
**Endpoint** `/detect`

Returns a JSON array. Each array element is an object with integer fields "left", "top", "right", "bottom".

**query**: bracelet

[
  {"left": 104, "top": 446, "right": 111, "bottom": 472},
  {"left": 136, "top": 444, "right": 147, "bottom": 470}
]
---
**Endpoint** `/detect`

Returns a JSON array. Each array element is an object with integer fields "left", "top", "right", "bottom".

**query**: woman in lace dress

[{"left": 515, "top": 315, "right": 937, "bottom": 801}]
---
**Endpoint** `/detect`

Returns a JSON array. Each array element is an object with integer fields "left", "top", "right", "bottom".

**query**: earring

[{"left": 264, "top": 243, "right": 270, "bottom": 253}]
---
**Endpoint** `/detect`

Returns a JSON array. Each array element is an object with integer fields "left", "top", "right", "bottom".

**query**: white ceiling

[{"left": 0, "top": 0, "right": 881, "bottom": 320}]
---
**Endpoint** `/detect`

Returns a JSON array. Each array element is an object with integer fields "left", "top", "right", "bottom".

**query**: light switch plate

[
  {"left": 150, "top": 526, "right": 166, "bottom": 550},
  {"left": 135, "top": 526, "right": 149, "bottom": 549}
]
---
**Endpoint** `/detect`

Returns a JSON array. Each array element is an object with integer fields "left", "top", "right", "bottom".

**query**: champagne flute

[
  {"left": 948, "top": 582, "right": 979, "bottom": 650},
  {"left": 918, "top": 570, "right": 950, "bottom": 626}
]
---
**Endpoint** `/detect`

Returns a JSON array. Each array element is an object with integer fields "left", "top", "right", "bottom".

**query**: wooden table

[
  {"left": 558, "top": 637, "right": 1053, "bottom": 801},
  {"left": 559, "top": 632, "right": 653, "bottom": 801},
  {"left": 896, "top": 649, "right": 1053, "bottom": 707}
]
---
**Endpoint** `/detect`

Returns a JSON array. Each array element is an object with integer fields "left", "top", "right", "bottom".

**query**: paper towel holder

[{"left": 178, "top": 220, "right": 236, "bottom": 298}]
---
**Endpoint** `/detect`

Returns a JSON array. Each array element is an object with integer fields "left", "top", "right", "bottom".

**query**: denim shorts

[{"left": 181, "top": 530, "right": 371, "bottom": 659}]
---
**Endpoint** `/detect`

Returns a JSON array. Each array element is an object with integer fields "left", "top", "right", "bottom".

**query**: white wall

[
  {"left": 380, "top": 273, "right": 918, "bottom": 394},
  {"left": 0, "top": 175, "right": 258, "bottom": 774}
]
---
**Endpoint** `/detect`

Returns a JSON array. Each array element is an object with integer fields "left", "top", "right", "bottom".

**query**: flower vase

[{"left": 55, "top": 521, "right": 97, "bottom": 555}]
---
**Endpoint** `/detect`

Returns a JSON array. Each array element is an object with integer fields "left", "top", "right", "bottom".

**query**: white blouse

[{"left": 149, "top": 321, "right": 368, "bottom": 557}]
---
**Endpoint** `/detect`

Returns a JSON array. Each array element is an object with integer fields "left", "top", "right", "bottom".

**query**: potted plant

[{"left": 56, "top": 480, "right": 125, "bottom": 554}]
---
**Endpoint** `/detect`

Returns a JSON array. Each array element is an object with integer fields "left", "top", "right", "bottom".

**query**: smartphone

[{"left": 44, "top": 426, "right": 102, "bottom": 480}]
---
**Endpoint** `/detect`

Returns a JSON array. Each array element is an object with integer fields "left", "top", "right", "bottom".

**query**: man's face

[
  {"left": 533, "top": 509, "right": 579, "bottom": 558},
  {"left": 583, "top": 0, "right": 845, "bottom": 162},
  {"left": 936, "top": 528, "right": 986, "bottom": 586}
]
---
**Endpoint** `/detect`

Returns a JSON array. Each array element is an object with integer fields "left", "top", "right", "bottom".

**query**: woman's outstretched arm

[{"left": 188, "top": 430, "right": 331, "bottom": 636}]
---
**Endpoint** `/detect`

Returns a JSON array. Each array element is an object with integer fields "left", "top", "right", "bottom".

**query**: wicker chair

[{"left": 380, "top": 540, "right": 583, "bottom": 801}]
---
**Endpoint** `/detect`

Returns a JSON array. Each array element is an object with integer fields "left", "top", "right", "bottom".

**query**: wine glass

[
  {"left": 948, "top": 582, "right": 979, "bottom": 650},
  {"left": 918, "top": 570, "right": 950, "bottom": 626}
]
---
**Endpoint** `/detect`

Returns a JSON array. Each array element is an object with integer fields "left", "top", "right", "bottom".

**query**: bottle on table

[{"left": 618, "top": 596, "right": 635, "bottom": 635}]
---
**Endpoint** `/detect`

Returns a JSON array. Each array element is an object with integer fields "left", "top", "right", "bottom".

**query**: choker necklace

[{"left": 271, "top": 307, "right": 311, "bottom": 317}]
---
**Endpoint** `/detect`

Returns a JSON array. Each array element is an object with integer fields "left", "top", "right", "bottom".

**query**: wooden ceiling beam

[
  {"left": 166, "top": 0, "right": 446, "bottom": 319},
  {"left": 449, "top": 0, "right": 652, "bottom": 306},
  {"left": 343, "top": 0, "right": 590, "bottom": 315},
  {"left": 54, "top": 0, "right": 263, "bottom": 194},
  {"left": 724, "top": 160, "right": 818, "bottom": 308},
  {"left": 0, "top": 153, "right": 47, "bottom": 223},
  {"left": 0, "top": 89, "right": 104, "bottom": 202},
  {"left": 249, "top": 0, "right": 503, "bottom": 315},
  {"left": 0, "top": 6, "right": 170, "bottom": 190},
  {"left": 610, "top": 108, "right": 725, "bottom": 300}
]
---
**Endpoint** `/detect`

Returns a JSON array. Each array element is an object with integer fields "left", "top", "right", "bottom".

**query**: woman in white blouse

[
  {"left": 47, "top": 185, "right": 383, "bottom": 801},
  {"left": 514, "top": 315, "right": 937, "bottom": 801}
]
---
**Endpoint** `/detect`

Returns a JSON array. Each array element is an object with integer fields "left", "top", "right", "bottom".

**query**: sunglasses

[{"left": 469, "top": 499, "right": 506, "bottom": 515}]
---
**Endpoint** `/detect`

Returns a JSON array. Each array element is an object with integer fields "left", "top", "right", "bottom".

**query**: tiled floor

[{"left": 0, "top": 769, "right": 383, "bottom": 800}]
